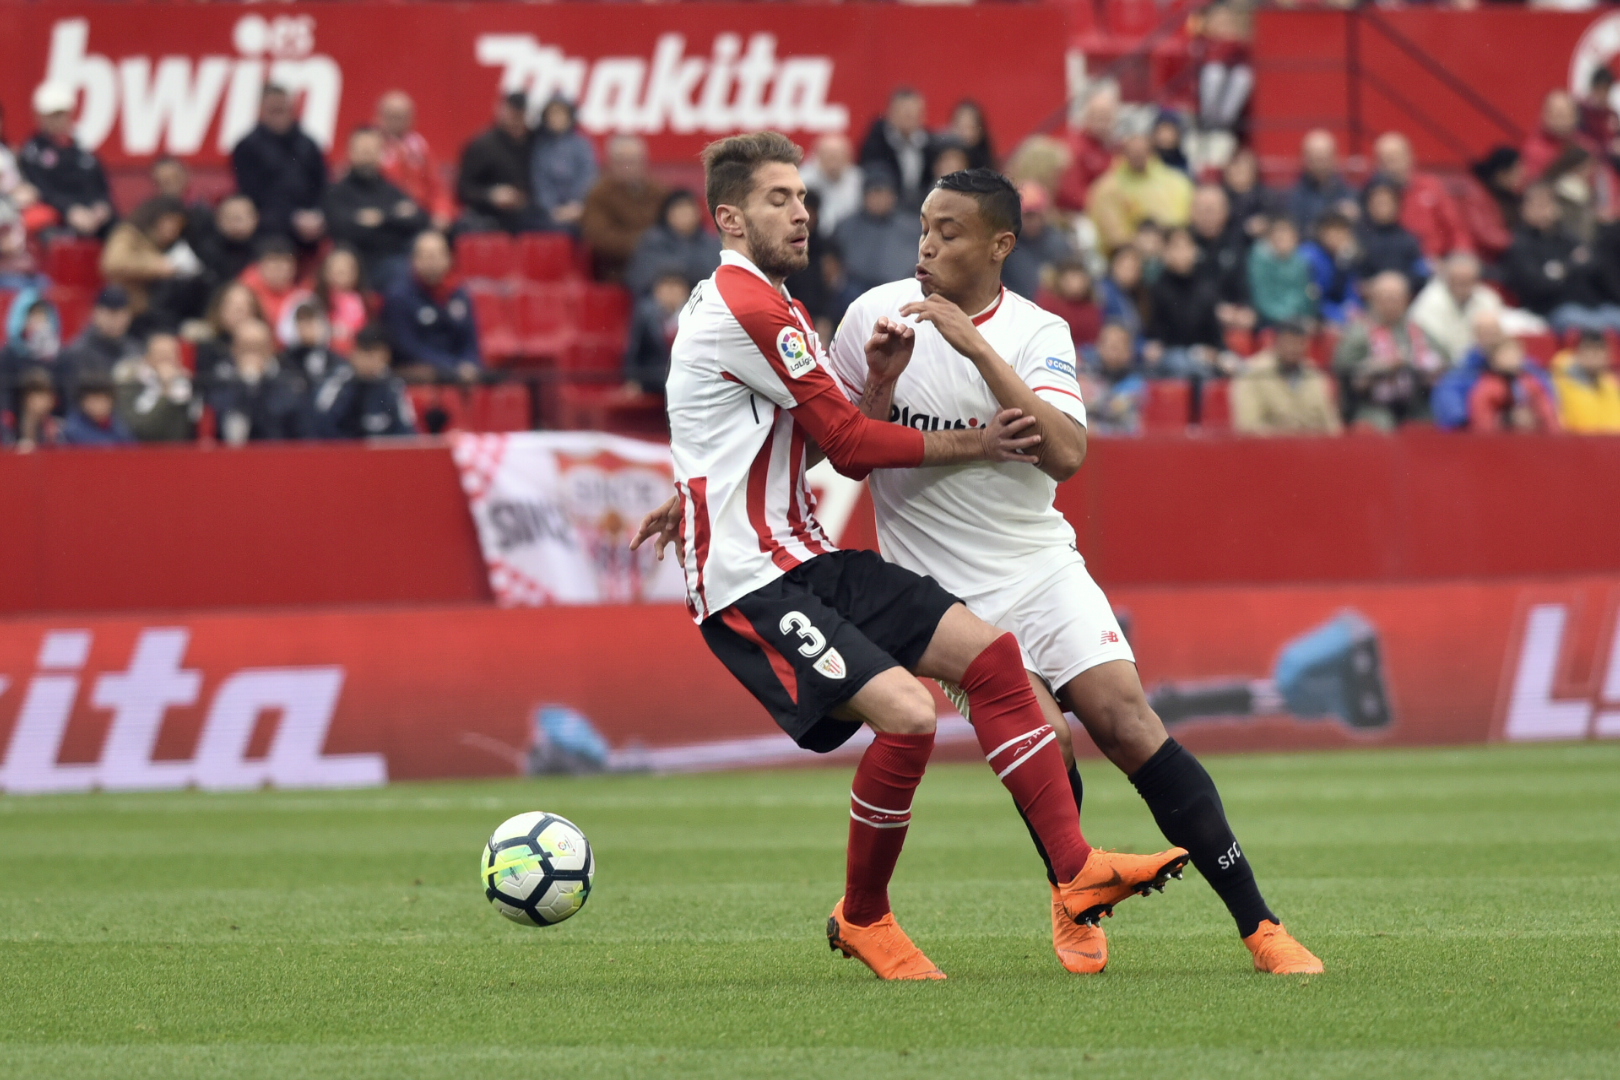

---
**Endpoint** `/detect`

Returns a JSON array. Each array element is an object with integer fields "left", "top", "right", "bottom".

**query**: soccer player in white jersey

[
  {"left": 824, "top": 168, "right": 1324, "bottom": 976},
  {"left": 641, "top": 133, "right": 1186, "bottom": 981}
]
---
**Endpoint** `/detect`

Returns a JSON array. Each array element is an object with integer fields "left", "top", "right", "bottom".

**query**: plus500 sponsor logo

[
  {"left": 42, "top": 16, "right": 848, "bottom": 159},
  {"left": 0, "top": 628, "right": 384, "bottom": 794}
]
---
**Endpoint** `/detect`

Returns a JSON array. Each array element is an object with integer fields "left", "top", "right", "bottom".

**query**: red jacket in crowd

[
  {"left": 1058, "top": 129, "right": 1115, "bottom": 213},
  {"left": 1400, "top": 172, "right": 1472, "bottom": 258},
  {"left": 380, "top": 131, "right": 455, "bottom": 225},
  {"left": 1467, "top": 371, "right": 1560, "bottom": 433}
]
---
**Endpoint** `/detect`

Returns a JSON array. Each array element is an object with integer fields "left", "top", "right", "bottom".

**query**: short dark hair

[
  {"left": 354, "top": 323, "right": 390, "bottom": 354},
  {"left": 255, "top": 234, "right": 296, "bottom": 259},
  {"left": 701, "top": 131, "right": 803, "bottom": 219},
  {"left": 932, "top": 169, "right": 1022, "bottom": 238}
]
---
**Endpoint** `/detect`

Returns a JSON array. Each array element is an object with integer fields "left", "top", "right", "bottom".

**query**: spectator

[
  {"left": 1151, "top": 111, "right": 1190, "bottom": 174},
  {"left": 314, "top": 323, "right": 414, "bottom": 439},
  {"left": 1551, "top": 330, "right": 1620, "bottom": 433},
  {"left": 1521, "top": 90, "right": 1592, "bottom": 187},
  {"left": 800, "top": 134, "right": 863, "bottom": 238},
  {"left": 196, "top": 195, "right": 260, "bottom": 291},
  {"left": 1247, "top": 217, "right": 1314, "bottom": 327},
  {"left": 281, "top": 247, "right": 367, "bottom": 356},
  {"left": 383, "top": 230, "right": 481, "bottom": 383},
  {"left": 1223, "top": 147, "right": 1279, "bottom": 240},
  {"left": 625, "top": 189, "right": 721, "bottom": 298},
  {"left": 1232, "top": 321, "right": 1341, "bottom": 436},
  {"left": 231, "top": 84, "right": 327, "bottom": 247},
  {"left": 1037, "top": 260, "right": 1103, "bottom": 349},
  {"left": 1144, "top": 227, "right": 1227, "bottom": 377},
  {"left": 931, "top": 142, "right": 971, "bottom": 183},
  {"left": 1003, "top": 182, "right": 1074, "bottom": 301},
  {"left": 195, "top": 282, "right": 265, "bottom": 384},
  {"left": 1429, "top": 309, "right": 1505, "bottom": 431},
  {"left": 149, "top": 156, "right": 213, "bottom": 251},
  {"left": 1356, "top": 180, "right": 1428, "bottom": 291},
  {"left": 1196, "top": 3, "right": 1254, "bottom": 134},
  {"left": 0, "top": 101, "right": 43, "bottom": 277},
  {"left": 282, "top": 301, "right": 342, "bottom": 384},
  {"left": 834, "top": 166, "right": 921, "bottom": 294},
  {"left": 1079, "top": 322, "right": 1147, "bottom": 435},
  {"left": 859, "top": 87, "right": 937, "bottom": 209},
  {"left": 1503, "top": 182, "right": 1620, "bottom": 333},
  {"left": 1302, "top": 211, "right": 1361, "bottom": 325},
  {"left": 530, "top": 97, "right": 597, "bottom": 232},
  {"left": 375, "top": 91, "right": 454, "bottom": 232},
  {"left": 1458, "top": 146, "right": 1521, "bottom": 263},
  {"left": 1, "top": 294, "right": 63, "bottom": 407},
  {"left": 19, "top": 83, "right": 113, "bottom": 239},
  {"left": 4, "top": 369, "right": 60, "bottom": 450},
  {"left": 1371, "top": 131, "right": 1471, "bottom": 258},
  {"left": 1333, "top": 271, "right": 1442, "bottom": 429},
  {"left": 324, "top": 126, "right": 427, "bottom": 290},
  {"left": 948, "top": 101, "right": 996, "bottom": 171},
  {"left": 581, "top": 135, "right": 666, "bottom": 282},
  {"left": 1057, "top": 84, "right": 1119, "bottom": 212},
  {"left": 1189, "top": 183, "right": 1255, "bottom": 328},
  {"left": 239, "top": 236, "right": 303, "bottom": 342},
  {"left": 208, "top": 318, "right": 311, "bottom": 444},
  {"left": 59, "top": 286, "right": 140, "bottom": 404},
  {"left": 1409, "top": 252, "right": 1505, "bottom": 366},
  {"left": 1086, "top": 114, "right": 1193, "bottom": 254},
  {"left": 1133, "top": 220, "right": 1165, "bottom": 281},
  {"left": 624, "top": 270, "right": 690, "bottom": 394},
  {"left": 457, "top": 93, "right": 535, "bottom": 234},
  {"left": 100, "top": 195, "right": 207, "bottom": 329},
  {"left": 112, "top": 331, "right": 194, "bottom": 442},
  {"left": 61, "top": 372, "right": 135, "bottom": 447},
  {"left": 1468, "top": 338, "right": 1560, "bottom": 433},
  {"left": 1579, "top": 68, "right": 1620, "bottom": 162},
  {"left": 1100, "top": 244, "right": 1150, "bottom": 340},
  {"left": 1287, "top": 129, "right": 1358, "bottom": 232}
]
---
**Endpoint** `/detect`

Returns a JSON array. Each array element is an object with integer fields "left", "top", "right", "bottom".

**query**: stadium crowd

[{"left": 3, "top": 42, "right": 1620, "bottom": 449}]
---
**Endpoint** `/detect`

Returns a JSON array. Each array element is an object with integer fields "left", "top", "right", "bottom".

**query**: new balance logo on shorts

[{"left": 1101, "top": 630, "right": 1120, "bottom": 644}]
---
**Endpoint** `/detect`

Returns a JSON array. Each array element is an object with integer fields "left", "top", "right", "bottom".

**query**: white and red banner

[
  {"left": 2, "top": 575, "right": 1617, "bottom": 794},
  {"left": 0, "top": 3, "right": 1067, "bottom": 169},
  {"left": 451, "top": 431, "right": 686, "bottom": 606}
]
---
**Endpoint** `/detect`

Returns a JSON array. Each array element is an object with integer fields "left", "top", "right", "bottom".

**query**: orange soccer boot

[
  {"left": 827, "top": 899, "right": 947, "bottom": 981},
  {"left": 1244, "top": 921, "right": 1325, "bottom": 974},
  {"left": 1057, "top": 847, "right": 1191, "bottom": 926},
  {"left": 1050, "top": 885, "right": 1109, "bottom": 973}
]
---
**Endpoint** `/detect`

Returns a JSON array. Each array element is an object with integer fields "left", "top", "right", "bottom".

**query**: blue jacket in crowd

[{"left": 383, "top": 274, "right": 482, "bottom": 377}]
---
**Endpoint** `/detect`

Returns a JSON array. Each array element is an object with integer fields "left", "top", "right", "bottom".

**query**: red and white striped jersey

[{"left": 667, "top": 250, "right": 844, "bottom": 622}]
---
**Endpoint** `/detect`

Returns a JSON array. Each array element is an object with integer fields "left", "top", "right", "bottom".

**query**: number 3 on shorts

[{"left": 779, "top": 611, "right": 826, "bottom": 657}]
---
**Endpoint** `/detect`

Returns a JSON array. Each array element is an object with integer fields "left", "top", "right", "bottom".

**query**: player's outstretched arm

[
  {"left": 899, "top": 295, "right": 1088, "bottom": 480},
  {"left": 921, "top": 408, "right": 1041, "bottom": 466}
]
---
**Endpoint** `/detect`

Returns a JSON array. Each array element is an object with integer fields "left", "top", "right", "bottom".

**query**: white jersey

[
  {"left": 666, "top": 250, "right": 840, "bottom": 622},
  {"left": 828, "top": 279, "right": 1088, "bottom": 600}
]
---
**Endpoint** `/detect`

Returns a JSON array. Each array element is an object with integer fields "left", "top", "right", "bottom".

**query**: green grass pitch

[{"left": 2, "top": 742, "right": 1618, "bottom": 1080}]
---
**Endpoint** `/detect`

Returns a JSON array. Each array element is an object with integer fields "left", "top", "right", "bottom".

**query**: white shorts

[{"left": 969, "top": 554, "right": 1134, "bottom": 690}]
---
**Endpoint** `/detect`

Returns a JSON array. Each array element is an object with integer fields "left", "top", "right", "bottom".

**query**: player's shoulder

[
  {"left": 1000, "top": 288, "right": 1070, "bottom": 338},
  {"left": 712, "top": 262, "right": 790, "bottom": 319}
]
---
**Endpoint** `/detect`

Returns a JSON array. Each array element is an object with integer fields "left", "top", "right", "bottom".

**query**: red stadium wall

[
  {"left": 2, "top": 575, "right": 1616, "bottom": 791},
  {"left": 1252, "top": 8, "right": 1618, "bottom": 168},
  {"left": 0, "top": 2, "right": 1066, "bottom": 170}
]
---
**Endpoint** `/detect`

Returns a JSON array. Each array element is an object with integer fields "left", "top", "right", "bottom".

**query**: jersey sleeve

[
  {"left": 1016, "top": 319, "right": 1089, "bottom": 428},
  {"left": 713, "top": 264, "right": 843, "bottom": 410},
  {"left": 826, "top": 297, "right": 872, "bottom": 403}
]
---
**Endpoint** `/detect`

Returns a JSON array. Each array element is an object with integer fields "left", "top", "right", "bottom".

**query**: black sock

[
  {"left": 1019, "top": 764, "right": 1085, "bottom": 887},
  {"left": 1129, "top": 738, "right": 1276, "bottom": 938}
]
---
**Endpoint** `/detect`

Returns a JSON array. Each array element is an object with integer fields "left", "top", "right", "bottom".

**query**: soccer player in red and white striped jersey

[{"left": 640, "top": 132, "right": 1187, "bottom": 981}]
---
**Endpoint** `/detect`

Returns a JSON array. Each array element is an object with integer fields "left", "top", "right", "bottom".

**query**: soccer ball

[{"left": 481, "top": 811, "right": 595, "bottom": 926}]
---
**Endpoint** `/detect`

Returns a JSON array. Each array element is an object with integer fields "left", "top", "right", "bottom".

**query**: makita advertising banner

[
  {"left": 2, "top": 576, "right": 1615, "bottom": 793},
  {"left": 0, "top": 3, "right": 1067, "bottom": 168}
]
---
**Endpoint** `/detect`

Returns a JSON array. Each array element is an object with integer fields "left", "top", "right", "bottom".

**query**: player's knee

[
  {"left": 882, "top": 679, "right": 939, "bottom": 735},
  {"left": 1085, "top": 690, "right": 1158, "bottom": 755}
]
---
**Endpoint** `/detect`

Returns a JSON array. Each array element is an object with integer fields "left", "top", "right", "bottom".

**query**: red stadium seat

[
  {"left": 406, "top": 384, "right": 470, "bottom": 433},
  {"left": 1200, "top": 378, "right": 1232, "bottom": 430},
  {"left": 47, "top": 287, "right": 93, "bottom": 341},
  {"left": 1224, "top": 326, "right": 1255, "bottom": 357},
  {"left": 557, "top": 384, "right": 667, "bottom": 436},
  {"left": 577, "top": 283, "right": 632, "bottom": 339},
  {"left": 518, "top": 233, "right": 579, "bottom": 283},
  {"left": 515, "top": 283, "right": 579, "bottom": 362},
  {"left": 1142, "top": 379, "right": 1191, "bottom": 434},
  {"left": 1105, "top": 0, "right": 1165, "bottom": 38},
  {"left": 472, "top": 383, "right": 533, "bottom": 433},
  {"left": 1308, "top": 328, "right": 1340, "bottom": 369},
  {"left": 559, "top": 340, "right": 625, "bottom": 379},
  {"left": 468, "top": 288, "right": 519, "bottom": 365},
  {"left": 43, "top": 237, "right": 104, "bottom": 290},
  {"left": 1515, "top": 331, "right": 1559, "bottom": 368},
  {"left": 455, "top": 232, "right": 517, "bottom": 283}
]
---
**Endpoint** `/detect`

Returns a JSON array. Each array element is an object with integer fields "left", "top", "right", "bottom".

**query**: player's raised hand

[
  {"left": 629, "top": 493, "right": 685, "bottom": 562},
  {"left": 865, "top": 316, "right": 916, "bottom": 385},
  {"left": 982, "top": 408, "right": 1041, "bottom": 464},
  {"left": 899, "top": 294, "right": 988, "bottom": 360}
]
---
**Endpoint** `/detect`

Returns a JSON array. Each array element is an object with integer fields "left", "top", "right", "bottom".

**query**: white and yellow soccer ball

[{"left": 481, "top": 812, "right": 595, "bottom": 926}]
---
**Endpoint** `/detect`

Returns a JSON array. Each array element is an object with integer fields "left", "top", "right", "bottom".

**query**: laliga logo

[
  {"left": 0, "top": 628, "right": 385, "bottom": 794},
  {"left": 42, "top": 15, "right": 342, "bottom": 156},
  {"left": 477, "top": 31, "right": 848, "bottom": 136},
  {"left": 1500, "top": 604, "right": 1620, "bottom": 741}
]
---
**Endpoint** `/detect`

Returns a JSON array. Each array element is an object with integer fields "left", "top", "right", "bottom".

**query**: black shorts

[{"left": 700, "top": 550, "right": 960, "bottom": 753}]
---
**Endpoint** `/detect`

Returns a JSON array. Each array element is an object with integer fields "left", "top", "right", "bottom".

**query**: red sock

[
  {"left": 843, "top": 730, "right": 934, "bottom": 926},
  {"left": 961, "top": 633, "right": 1092, "bottom": 882}
]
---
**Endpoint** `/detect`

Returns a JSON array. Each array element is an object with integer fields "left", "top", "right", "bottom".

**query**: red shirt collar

[{"left": 970, "top": 288, "right": 1005, "bottom": 327}]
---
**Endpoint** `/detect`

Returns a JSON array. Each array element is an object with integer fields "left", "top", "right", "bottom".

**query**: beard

[{"left": 743, "top": 219, "right": 809, "bottom": 280}]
